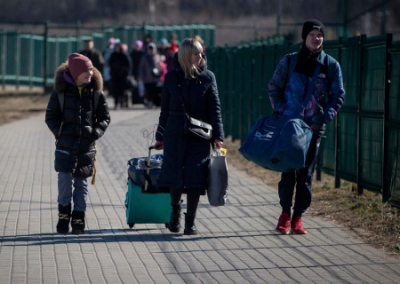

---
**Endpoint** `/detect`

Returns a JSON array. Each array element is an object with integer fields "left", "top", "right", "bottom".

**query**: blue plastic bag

[{"left": 238, "top": 114, "right": 313, "bottom": 172}]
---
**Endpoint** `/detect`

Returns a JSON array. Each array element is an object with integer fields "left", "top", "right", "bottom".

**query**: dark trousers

[
  {"left": 112, "top": 77, "right": 127, "bottom": 108},
  {"left": 278, "top": 134, "right": 322, "bottom": 217},
  {"left": 144, "top": 82, "right": 158, "bottom": 105},
  {"left": 170, "top": 188, "right": 201, "bottom": 218}
]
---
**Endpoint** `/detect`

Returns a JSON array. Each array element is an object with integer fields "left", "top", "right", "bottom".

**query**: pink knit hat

[
  {"left": 134, "top": 40, "right": 143, "bottom": 49},
  {"left": 68, "top": 53, "right": 93, "bottom": 79}
]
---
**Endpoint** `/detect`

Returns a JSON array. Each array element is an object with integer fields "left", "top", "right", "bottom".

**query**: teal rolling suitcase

[{"left": 125, "top": 147, "right": 171, "bottom": 228}]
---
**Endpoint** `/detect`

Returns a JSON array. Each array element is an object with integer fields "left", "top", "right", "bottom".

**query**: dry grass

[
  {"left": 1, "top": 91, "right": 399, "bottom": 259},
  {"left": 0, "top": 91, "right": 49, "bottom": 126},
  {"left": 224, "top": 138, "right": 400, "bottom": 259}
]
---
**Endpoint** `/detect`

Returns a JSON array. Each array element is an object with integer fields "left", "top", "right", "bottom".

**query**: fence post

[
  {"left": 1, "top": 31, "right": 6, "bottom": 90},
  {"left": 357, "top": 35, "right": 367, "bottom": 195},
  {"left": 16, "top": 31, "right": 20, "bottom": 90},
  {"left": 142, "top": 21, "right": 146, "bottom": 41},
  {"left": 76, "top": 21, "right": 81, "bottom": 51},
  {"left": 29, "top": 34, "right": 33, "bottom": 89},
  {"left": 334, "top": 37, "right": 344, "bottom": 188},
  {"left": 382, "top": 33, "right": 393, "bottom": 202},
  {"left": 43, "top": 21, "right": 49, "bottom": 91}
]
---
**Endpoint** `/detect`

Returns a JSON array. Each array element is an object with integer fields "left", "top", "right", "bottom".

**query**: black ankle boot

[
  {"left": 167, "top": 204, "right": 181, "bottom": 233},
  {"left": 57, "top": 203, "right": 71, "bottom": 234},
  {"left": 184, "top": 190, "right": 200, "bottom": 235},
  {"left": 71, "top": 211, "right": 85, "bottom": 235},
  {"left": 184, "top": 213, "right": 198, "bottom": 235}
]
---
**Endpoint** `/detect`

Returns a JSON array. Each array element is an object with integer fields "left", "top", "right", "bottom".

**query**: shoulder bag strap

[
  {"left": 285, "top": 52, "right": 297, "bottom": 86},
  {"left": 58, "top": 92, "right": 64, "bottom": 113},
  {"left": 175, "top": 70, "right": 190, "bottom": 119},
  {"left": 302, "top": 63, "right": 321, "bottom": 108},
  {"left": 288, "top": 52, "right": 297, "bottom": 78}
]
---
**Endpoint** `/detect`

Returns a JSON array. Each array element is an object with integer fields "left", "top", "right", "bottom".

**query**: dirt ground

[
  {"left": 0, "top": 90, "right": 49, "bottom": 126},
  {"left": 1, "top": 90, "right": 399, "bottom": 259}
]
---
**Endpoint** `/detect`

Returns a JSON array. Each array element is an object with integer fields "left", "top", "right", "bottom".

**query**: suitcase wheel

[
  {"left": 128, "top": 223, "right": 134, "bottom": 229},
  {"left": 165, "top": 223, "right": 168, "bottom": 228}
]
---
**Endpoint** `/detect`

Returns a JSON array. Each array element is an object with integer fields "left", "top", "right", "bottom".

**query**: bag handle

[
  {"left": 286, "top": 52, "right": 322, "bottom": 111},
  {"left": 143, "top": 145, "right": 155, "bottom": 191},
  {"left": 302, "top": 63, "right": 321, "bottom": 108},
  {"left": 211, "top": 143, "right": 226, "bottom": 156}
]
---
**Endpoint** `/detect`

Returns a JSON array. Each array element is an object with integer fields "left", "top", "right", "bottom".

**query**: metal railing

[{"left": 0, "top": 22, "right": 215, "bottom": 90}]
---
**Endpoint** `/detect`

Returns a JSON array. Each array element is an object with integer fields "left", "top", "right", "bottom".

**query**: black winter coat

[
  {"left": 45, "top": 63, "right": 110, "bottom": 178},
  {"left": 109, "top": 51, "right": 131, "bottom": 78},
  {"left": 155, "top": 55, "right": 224, "bottom": 193}
]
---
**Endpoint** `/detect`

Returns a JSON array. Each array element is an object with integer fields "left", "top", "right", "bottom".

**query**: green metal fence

[
  {"left": 207, "top": 33, "right": 400, "bottom": 204},
  {"left": 387, "top": 40, "right": 400, "bottom": 206},
  {"left": 2, "top": 24, "right": 399, "bottom": 204},
  {"left": 0, "top": 23, "right": 215, "bottom": 90}
]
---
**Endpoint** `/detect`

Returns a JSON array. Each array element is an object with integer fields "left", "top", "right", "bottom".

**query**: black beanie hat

[{"left": 302, "top": 19, "right": 325, "bottom": 40}]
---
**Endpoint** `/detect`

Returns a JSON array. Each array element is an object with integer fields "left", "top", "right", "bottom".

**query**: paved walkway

[{"left": 0, "top": 98, "right": 399, "bottom": 284}]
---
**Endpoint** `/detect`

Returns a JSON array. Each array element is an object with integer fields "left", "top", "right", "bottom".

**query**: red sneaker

[
  {"left": 291, "top": 216, "right": 307, "bottom": 234},
  {"left": 276, "top": 213, "right": 291, "bottom": 234}
]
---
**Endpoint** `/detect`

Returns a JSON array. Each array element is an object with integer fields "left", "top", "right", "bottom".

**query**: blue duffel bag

[{"left": 238, "top": 113, "right": 313, "bottom": 172}]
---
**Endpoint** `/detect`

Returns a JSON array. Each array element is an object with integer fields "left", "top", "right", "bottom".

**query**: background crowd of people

[{"left": 78, "top": 33, "right": 206, "bottom": 110}]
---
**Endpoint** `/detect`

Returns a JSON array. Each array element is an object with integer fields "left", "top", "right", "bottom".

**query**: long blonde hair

[{"left": 178, "top": 38, "right": 205, "bottom": 78}]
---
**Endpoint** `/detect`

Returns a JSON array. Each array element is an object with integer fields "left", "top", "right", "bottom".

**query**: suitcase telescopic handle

[
  {"left": 144, "top": 148, "right": 152, "bottom": 191},
  {"left": 144, "top": 145, "right": 161, "bottom": 191},
  {"left": 147, "top": 146, "right": 156, "bottom": 162}
]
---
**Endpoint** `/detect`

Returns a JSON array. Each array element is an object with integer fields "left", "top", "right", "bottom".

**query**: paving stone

[{"left": 0, "top": 100, "right": 399, "bottom": 283}]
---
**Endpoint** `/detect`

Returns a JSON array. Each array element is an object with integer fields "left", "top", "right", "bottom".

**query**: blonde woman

[{"left": 154, "top": 38, "right": 224, "bottom": 235}]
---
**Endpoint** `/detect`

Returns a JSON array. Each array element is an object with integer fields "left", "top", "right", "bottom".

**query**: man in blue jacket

[{"left": 269, "top": 19, "right": 345, "bottom": 235}]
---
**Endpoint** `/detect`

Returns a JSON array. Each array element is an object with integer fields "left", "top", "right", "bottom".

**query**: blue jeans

[
  {"left": 278, "top": 134, "right": 322, "bottom": 217},
  {"left": 58, "top": 172, "right": 88, "bottom": 212}
]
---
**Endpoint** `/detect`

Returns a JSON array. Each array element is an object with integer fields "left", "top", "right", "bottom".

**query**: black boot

[
  {"left": 167, "top": 204, "right": 181, "bottom": 233},
  {"left": 184, "top": 213, "right": 198, "bottom": 235},
  {"left": 57, "top": 203, "right": 71, "bottom": 234},
  {"left": 71, "top": 211, "right": 85, "bottom": 235},
  {"left": 184, "top": 189, "right": 200, "bottom": 235},
  {"left": 167, "top": 189, "right": 182, "bottom": 233}
]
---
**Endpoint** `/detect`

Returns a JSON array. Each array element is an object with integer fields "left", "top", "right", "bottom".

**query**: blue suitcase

[{"left": 125, "top": 147, "right": 171, "bottom": 228}]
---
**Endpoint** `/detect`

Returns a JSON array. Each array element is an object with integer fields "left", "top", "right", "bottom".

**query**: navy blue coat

[{"left": 156, "top": 56, "right": 224, "bottom": 193}]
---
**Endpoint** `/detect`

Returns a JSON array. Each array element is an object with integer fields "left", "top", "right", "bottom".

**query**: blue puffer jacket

[
  {"left": 268, "top": 49, "right": 345, "bottom": 131},
  {"left": 155, "top": 54, "right": 224, "bottom": 192}
]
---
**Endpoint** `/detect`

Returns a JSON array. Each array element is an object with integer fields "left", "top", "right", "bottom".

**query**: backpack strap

[
  {"left": 288, "top": 52, "right": 336, "bottom": 85},
  {"left": 303, "top": 64, "right": 321, "bottom": 107},
  {"left": 285, "top": 51, "right": 321, "bottom": 109},
  {"left": 287, "top": 52, "right": 298, "bottom": 79},
  {"left": 56, "top": 92, "right": 65, "bottom": 140},
  {"left": 93, "top": 92, "right": 100, "bottom": 112},
  {"left": 58, "top": 91, "right": 100, "bottom": 113},
  {"left": 91, "top": 91, "right": 101, "bottom": 185},
  {"left": 57, "top": 92, "right": 64, "bottom": 113},
  {"left": 325, "top": 54, "right": 337, "bottom": 86}
]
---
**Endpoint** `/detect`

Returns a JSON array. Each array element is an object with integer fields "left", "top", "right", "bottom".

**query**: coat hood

[
  {"left": 53, "top": 62, "right": 103, "bottom": 94},
  {"left": 147, "top": 42, "right": 157, "bottom": 53}
]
